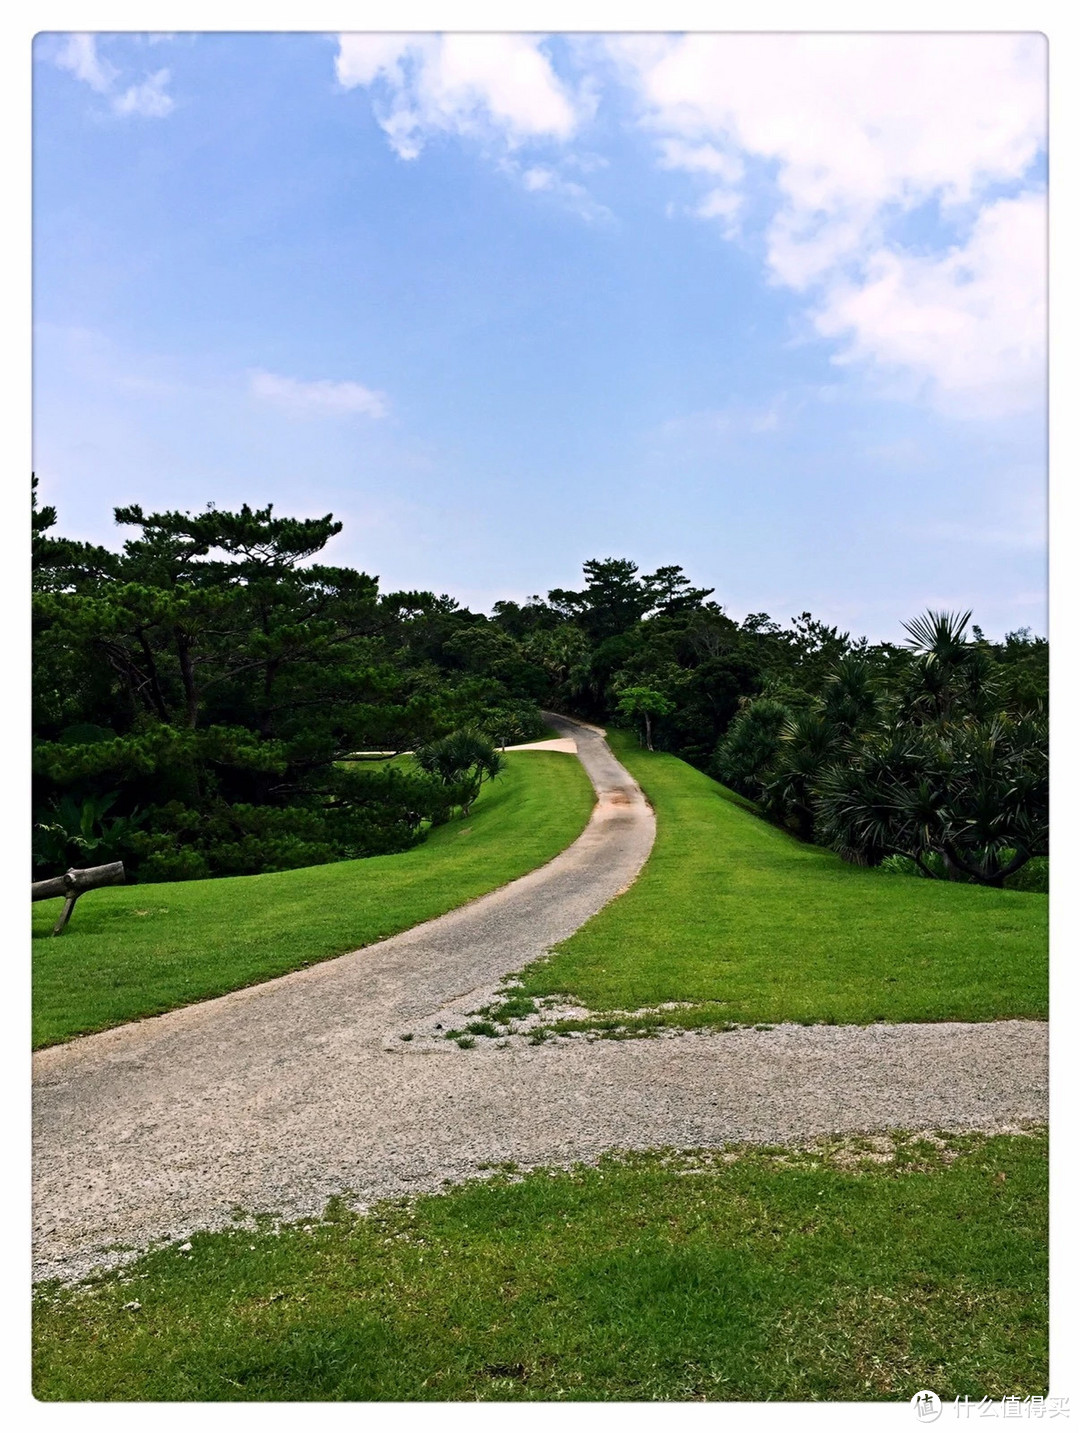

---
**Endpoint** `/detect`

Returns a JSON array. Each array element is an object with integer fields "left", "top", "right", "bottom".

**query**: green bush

[
  {"left": 878, "top": 852, "right": 946, "bottom": 880},
  {"left": 122, "top": 766, "right": 451, "bottom": 881},
  {"left": 131, "top": 842, "right": 212, "bottom": 883},
  {"left": 32, "top": 791, "right": 146, "bottom": 874},
  {"left": 474, "top": 700, "right": 547, "bottom": 746}
]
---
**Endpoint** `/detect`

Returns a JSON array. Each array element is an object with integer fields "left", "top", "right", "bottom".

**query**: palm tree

[
  {"left": 900, "top": 609, "right": 996, "bottom": 722},
  {"left": 414, "top": 729, "right": 506, "bottom": 816},
  {"left": 711, "top": 698, "right": 791, "bottom": 797},
  {"left": 816, "top": 712, "right": 1047, "bottom": 886},
  {"left": 761, "top": 710, "right": 836, "bottom": 839}
]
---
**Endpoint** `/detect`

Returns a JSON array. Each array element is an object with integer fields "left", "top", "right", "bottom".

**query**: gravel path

[{"left": 32, "top": 716, "right": 1047, "bottom": 1283}]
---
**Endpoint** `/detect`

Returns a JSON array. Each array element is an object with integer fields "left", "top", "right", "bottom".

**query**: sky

[{"left": 31, "top": 30, "right": 1048, "bottom": 640}]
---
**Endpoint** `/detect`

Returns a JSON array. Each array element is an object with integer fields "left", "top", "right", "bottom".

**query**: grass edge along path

[
  {"left": 517, "top": 732, "right": 1047, "bottom": 1031},
  {"left": 32, "top": 752, "right": 595, "bottom": 1049},
  {"left": 32, "top": 1128, "right": 1047, "bottom": 1402}
]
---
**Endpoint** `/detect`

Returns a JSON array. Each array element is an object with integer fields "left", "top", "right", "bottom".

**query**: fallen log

[{"left": 32, "top": 861, "right": 126, "bottom": 935}]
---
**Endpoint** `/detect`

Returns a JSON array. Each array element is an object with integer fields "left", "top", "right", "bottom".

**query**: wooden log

[
  {"left": 32, "top": 861, "right": 126, "bottom": 902},
  {"left": 32, "top": 861, "right": 126, "bottom": 935}
]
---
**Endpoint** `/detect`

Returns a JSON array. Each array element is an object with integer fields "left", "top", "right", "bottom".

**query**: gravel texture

[{"left": 32, "top": 715, "right": 1047, "bottom": 1284}]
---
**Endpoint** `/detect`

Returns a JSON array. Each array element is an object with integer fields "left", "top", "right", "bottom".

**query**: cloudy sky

[{"left": 33, "top": 31, "right": 1046, "bottom": 638}]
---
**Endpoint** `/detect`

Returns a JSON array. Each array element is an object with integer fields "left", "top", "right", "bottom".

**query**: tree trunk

[
  {"left": 941, "top": 848, "right": 966, "bottom": 882},
  {"left": 135, "top": 628, "right": 170, "bottom": 722},
  {"left": 174, "top": 627, "right": 200, "bottom": 728},
  {"left": 644, "top": 711, "right": 653, "bottom": 751},
  {"left": 941, "top": 841, "right": 1016, "bottom": 888}
]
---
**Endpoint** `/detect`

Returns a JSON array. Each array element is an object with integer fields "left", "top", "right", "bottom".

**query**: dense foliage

[
  {"left": 713, "top": 614, "right": 1047, "bottom": 886},
  {"left": 32, "top": 487, "right": 540, "bottom": 881},
  {"left": 34, "top": 484, "right": 1047, "bottom": 886}
]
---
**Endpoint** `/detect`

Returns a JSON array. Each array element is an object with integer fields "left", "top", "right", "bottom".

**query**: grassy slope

[
  {"left": 33, "top": 1130, "right": 1047, "bottom": 1402},
  {"left": 521, "top": 733, "right": 1047, "bottom": 1027},
  {"left": 33, "top": 752, "right": 595, "bottom": 1049}
]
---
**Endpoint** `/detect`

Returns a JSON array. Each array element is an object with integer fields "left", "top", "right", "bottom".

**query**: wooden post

[{"left": 53, "top": 895, "right": 79, "bottom": 936}]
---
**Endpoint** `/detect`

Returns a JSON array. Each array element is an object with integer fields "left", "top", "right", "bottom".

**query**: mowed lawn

[
  {"left": 33, "top": 752, "right": 595, "bottom": 1049},
  {"left": 521, "top": 733, "right": 1047, "bottom": 1027},
  {"left": 33, "top": 1130, "right": 1047, "bottom": 1402}
]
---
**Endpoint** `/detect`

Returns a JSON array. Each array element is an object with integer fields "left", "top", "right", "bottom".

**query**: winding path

[{"left": 32, "top": 716, "right": 1046, "bottom": 1282}]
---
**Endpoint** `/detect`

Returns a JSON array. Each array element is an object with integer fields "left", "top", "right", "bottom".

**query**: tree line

[{"left": 33, "top": 485, "right": 1047, "bottom": 888}]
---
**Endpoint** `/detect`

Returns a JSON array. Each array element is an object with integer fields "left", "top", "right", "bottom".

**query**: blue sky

[{"left": 32, "top": 31, "right": 1047, "bottom": 639}]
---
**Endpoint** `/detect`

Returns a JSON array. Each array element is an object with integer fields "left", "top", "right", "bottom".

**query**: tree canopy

[{"left": 33, "top": 482, "right": 1047, "bottom": 889}]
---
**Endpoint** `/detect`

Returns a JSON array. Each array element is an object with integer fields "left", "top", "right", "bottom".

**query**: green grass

[
  {"left": 520, "top": 732, "right": 1047, "bottom": 1028},
  {"left": 32, "top": 1129, "right": 1047, "bottom": 1402},
  {"left": 33, "top": 752, "right": 595, "bottom": 1049}
]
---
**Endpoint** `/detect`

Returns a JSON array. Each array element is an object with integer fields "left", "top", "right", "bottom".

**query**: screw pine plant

[
  {"left": 815, "top": 712, "right": 1047, "bottom": 886},
  {"left": 414, "top": 729, "right": 506, "bottom": 816},
  {"left": 898, "top": 609, "right": 999, "bottom": 723},
  {"left": 711, "top": 698, "right": 791, "bottom": 798},
  {"left": 757, "top": 655, "right": 884, "bottom": 841},
  {"left": 813, "top": 613, "right": 1046, "bottom": 885},
  {"left": 712, "top": 612, "right": 1047, "bottom": 885}
]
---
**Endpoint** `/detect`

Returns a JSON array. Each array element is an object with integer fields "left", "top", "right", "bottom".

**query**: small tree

[
  {"left": 899, "top": 609, "right": 996, "bottom": 722},
  {"left": 414, "top": 728, "right": 506, "bottom": 816},
  {"left": 615, "top": 686, "right": 675, "bottom": 751},
  {"left": 711, "top": 698, "right": 791, "bottom": 797},
  {"left": 759, "top": 656, "right": 882, "bottom": 840}
]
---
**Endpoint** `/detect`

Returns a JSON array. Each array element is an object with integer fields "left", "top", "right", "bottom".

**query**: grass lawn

[
  {"left": 520, "top": 733, "right": 1047, "bottom": 1030},
  {"left": 32, "top": 1129, "right": 1047, "bottom": 1402},
  {"left": 32, "top": 752, "right": 594, "bottom": 1049}
]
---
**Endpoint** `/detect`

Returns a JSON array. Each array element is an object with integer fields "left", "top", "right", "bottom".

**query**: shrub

[
  {"left": 475, "top": 701, "right": 547, "bottom": 746},
  {"left": 120, "top": 766, "right": 450, "bottom": 881},
  {"left": 414, "top": 729, "right": 506, "bottom": 816}
]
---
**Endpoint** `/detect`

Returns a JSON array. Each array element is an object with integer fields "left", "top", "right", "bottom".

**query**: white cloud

[
  {"left": 510, "top": 160, "right": 611, "bottom": 222},
  {"left": 332, "top": 32, "right": 1046, "bottom": 416},
  {"left": 521, "top": 165, "right": 555, "bottom": 192},
  {"left": 815, "top": 192, "right": 1046, "bottom": 418},
  {"left": 657, "top": 139, "right": 742, "bottom": 184},
  {"left": 335, "top": 33, "right": 582, "bottom": 160},
  {"left": 54, "top": 34, "right": 117, "bottom": 94},
  {"left": 250, "top": 371, "right": 389, "bottom": 419},
  {"left": 659, "top": 396, "right": 790, "bottom": 442},
  {"left": 113, "top": 69, "right": 174, "bottom": 119},
  {"left": 50, "top": 33, "right": 174, "bottom": 118},
  {"left": 694, "top": 187, "right": 743, "bottom": 235},
  {"left": 607, "top": 33, "right": 1046, "bottom": 416}
]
